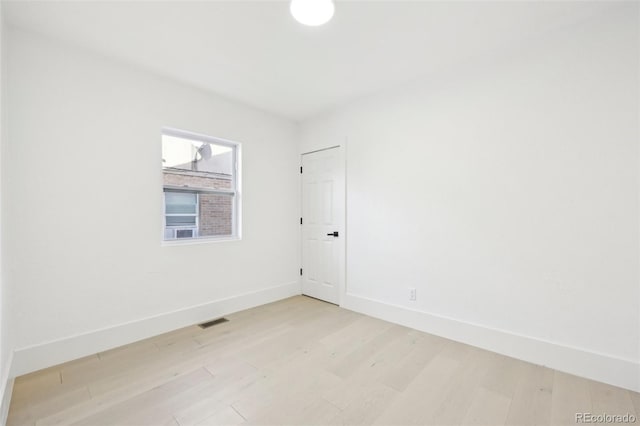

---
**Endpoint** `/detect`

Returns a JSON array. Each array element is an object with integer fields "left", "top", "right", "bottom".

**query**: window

[
  {"left": 163, "top": 192, "right": 198, "bottom": 239},
  {"left": 162, "top": 129, "right": 240, "bottom": 241}
]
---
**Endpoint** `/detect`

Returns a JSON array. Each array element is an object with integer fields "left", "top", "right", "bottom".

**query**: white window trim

[{"left": 161, "top": 127, "right": 242, "bottom": 246}]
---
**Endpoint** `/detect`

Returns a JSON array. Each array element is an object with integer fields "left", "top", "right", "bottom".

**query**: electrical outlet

[{"left": 409, "top": 288, "right": 417, "bottom": 301}]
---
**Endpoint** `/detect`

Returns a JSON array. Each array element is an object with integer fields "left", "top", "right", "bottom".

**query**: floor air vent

[{"left": 198, "top": 318, "right": 229, "bottom": 329}]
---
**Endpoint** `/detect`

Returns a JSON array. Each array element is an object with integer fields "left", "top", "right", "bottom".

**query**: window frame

[{"left": 161, "top": 127, "right": 242, "bottom": 245}]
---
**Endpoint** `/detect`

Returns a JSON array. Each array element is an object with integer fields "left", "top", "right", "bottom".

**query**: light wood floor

[{"left": 8, "top": 296, "right": 640, "bottom": 426}]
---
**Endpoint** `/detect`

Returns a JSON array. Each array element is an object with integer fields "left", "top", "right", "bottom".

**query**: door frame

[{"left": 300, "top": 144, "right": 346, "bottom": 306}]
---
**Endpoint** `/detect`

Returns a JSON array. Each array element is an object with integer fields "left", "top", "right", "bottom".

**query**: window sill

[{"left": 161, "top": 236, "right": 241, "bottom": 247}]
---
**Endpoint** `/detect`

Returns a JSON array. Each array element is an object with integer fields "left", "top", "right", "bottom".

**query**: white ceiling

[{"left": 4, "top": 1, "right": 618, "bottom": 121}]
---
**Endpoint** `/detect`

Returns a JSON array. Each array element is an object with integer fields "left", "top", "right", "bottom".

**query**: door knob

[{"left": 327, "top": 231, "right": 339, "bottom": 237}]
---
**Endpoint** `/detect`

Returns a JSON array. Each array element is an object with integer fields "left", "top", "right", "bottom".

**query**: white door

[{"left": 301, "top": 147, "right": 344, "bottom": 304}]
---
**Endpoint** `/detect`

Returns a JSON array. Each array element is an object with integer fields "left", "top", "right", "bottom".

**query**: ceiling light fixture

[{"left": 290, "top": 0, "right": 335, "bottom": 26}]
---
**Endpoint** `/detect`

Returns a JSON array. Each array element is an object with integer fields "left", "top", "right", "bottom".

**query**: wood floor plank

[
  {"left": 328, "top": 324, "right": 408, "bottom": 379},
  {"left": 461, "top": 387, "right": 512, "bottom": 426},
  {"left": 34, "top": 355, "right": 212, "bottom": 425},
  {"left": 70, "top": 368, "right": 213, "bottom": 426},
  {"left": 318, "top": 315, "right": 391, "bottom": 351},
  {"left": 630, "top": 391, "right": 640, "bottom": 418},
  {"left": 505, "top": 363, "right": 553, "bottom": 426},
  {"left": 7, "top": 386, "right": 92, "bottom": 426},
  {"left": 550, "top": 371, "right": 593, "bottom": 426},
  {"left": 241, "top": 390, "right": 342, "bottom": 426},
  {"left": 373, "top": 350, "right": 462, "bottom": 425},
  {"left": 12, "top": 368, "right": 61, "bottom": 405},
  {"left": 326, "top": 382, "right": 399, "bottom": 425},
  {"left": 425, "top": 346, "right": 494, "bottom": 425},
  {"left": 231, "top": 358, "right": 342, "bottom": 422},
  {"left": 480, "top": 352, "right": 528, "bottom": 398},
  {"left": 378, "top": 332, "right": 447, "bottom": 392},
  {"left": 172, "top": 363, "right": 264, "bottom": 426},
  {"left": 589, "top": 381, "right": 638, "bottom": 425},
  {"left": 342, "top": 329, "right": 426, "bottom": 387},
  {"left": 195, "top": 406, "right": 246, "bottom": 426},
  {"left": 164, "top": 418, "right": 180, "bottom": 426}
]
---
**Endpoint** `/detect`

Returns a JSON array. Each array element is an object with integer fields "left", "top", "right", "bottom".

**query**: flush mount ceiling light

[{"left": 290, "top": 0, "right": 335, "bottom": 26}]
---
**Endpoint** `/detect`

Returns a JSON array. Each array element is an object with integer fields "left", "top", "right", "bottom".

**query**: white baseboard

[
  {"left": 342, "top": 292, "right": 640, "bottom": 393},
  {"left": 11, "top": 282, "right": 301, "bottom": 378},
  {"left": 1, "top": 351, "right": 14, "bottom": 426}
]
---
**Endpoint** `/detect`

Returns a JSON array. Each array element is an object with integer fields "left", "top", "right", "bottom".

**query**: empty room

[{"left": 0, "top": 0, "right": 638, "bottom": 425}]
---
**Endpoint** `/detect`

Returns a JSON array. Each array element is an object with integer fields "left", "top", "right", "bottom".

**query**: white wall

[
  {"left": 301, "top": 5, "right": 640, "bottom": 391},
  {"left": 5, "top": 27, "right": 300, "bottom": 375},
  {"left": 0, "top": 3, "right": 15, "bottom": 423}
]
